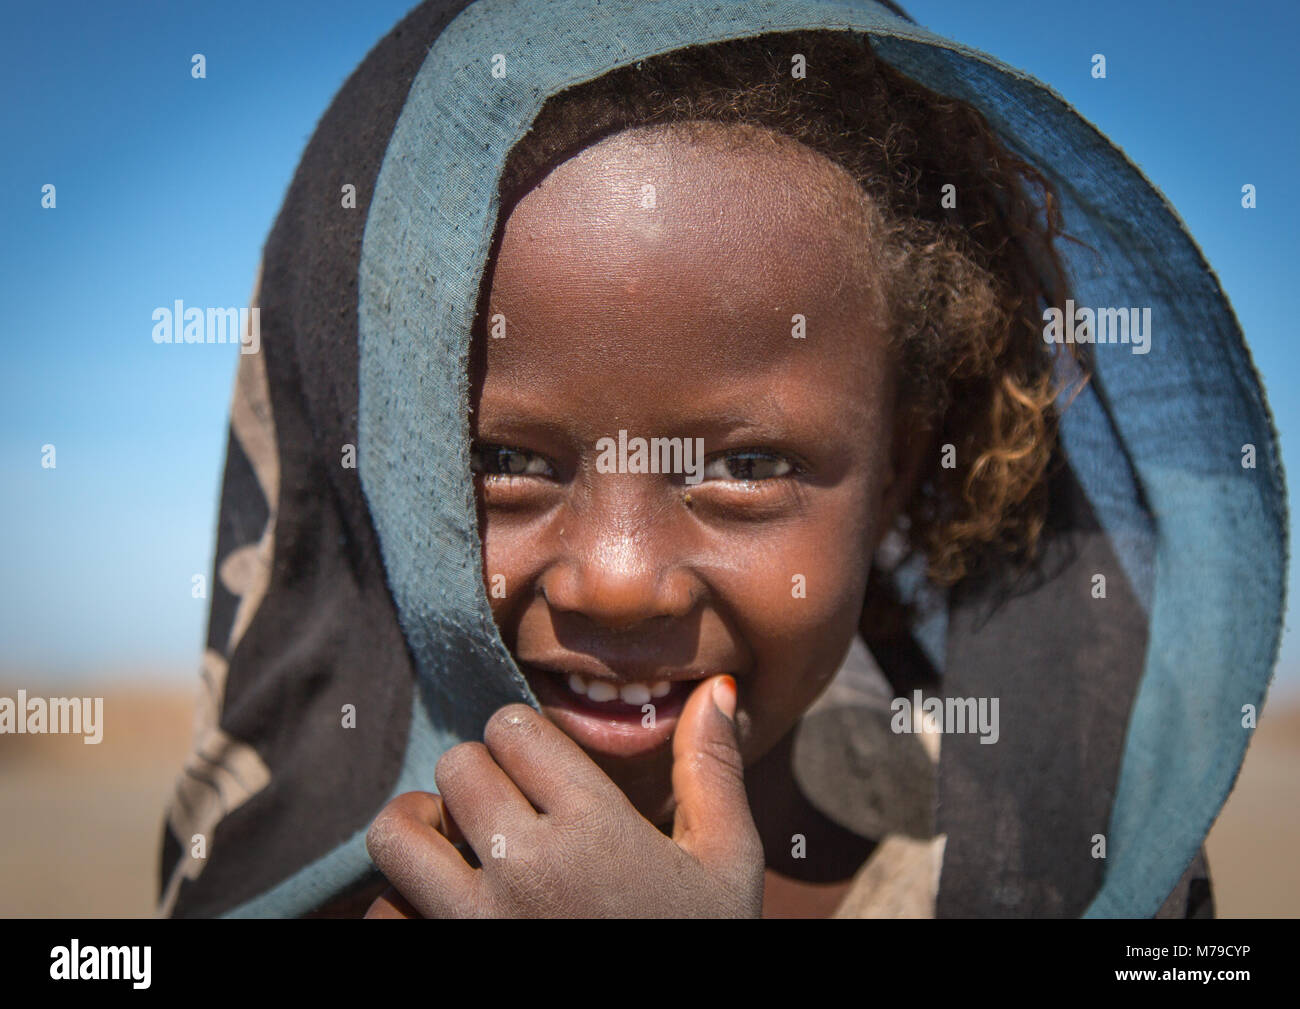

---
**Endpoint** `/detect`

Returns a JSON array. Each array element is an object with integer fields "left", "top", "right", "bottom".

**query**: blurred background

[{"left": 1, "top": 0, "right": 1296, "bottom": 915}]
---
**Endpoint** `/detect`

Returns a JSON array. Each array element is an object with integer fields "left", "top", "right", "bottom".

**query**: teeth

[
  {"left": 562, "top": 672, "right": 675, "bottom": 704},
  {"left": 619, "top": 683, "right": 651, "bottom": 705},
  {"left": 587, "top": 680, "right": 618, "bottom": 702}
]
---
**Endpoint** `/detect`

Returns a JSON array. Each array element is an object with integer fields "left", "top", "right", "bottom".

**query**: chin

[{"left": 581, "top": 747, "right": 677, "bottom": 827}]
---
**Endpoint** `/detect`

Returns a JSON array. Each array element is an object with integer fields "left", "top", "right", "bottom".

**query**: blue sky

[{"left": 3, "top": 0, "right": 1297, "bottom": 697}]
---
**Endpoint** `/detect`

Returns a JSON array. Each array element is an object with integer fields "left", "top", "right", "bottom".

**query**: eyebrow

[{"left": 475, "top": 387, "right": 851, "bottom": 444}]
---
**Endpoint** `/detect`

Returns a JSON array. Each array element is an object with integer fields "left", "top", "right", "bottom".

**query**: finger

[
  {"left": 435, "top": 740, "right": 541, "bottom": 863},
  {"left": 482, "top": 703, "right": 629, "bottom": 817},
  {"left": 382, "top": 788, "right": 464, "bottom": 846},
  {"left": 670, "top": 676, "right": 762, "bottom": 870},
  {"left": 365, "top": 791, "right": 479, "bottom": 917},
  {"left": 364, "top": 885, "right": 421, "bottom": 919}
]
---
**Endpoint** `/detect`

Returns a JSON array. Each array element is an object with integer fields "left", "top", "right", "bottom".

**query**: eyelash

[
  {"left": 470, "top": 443, "right": 558, "bottom": 479},
  {"left": 469, "top": 443, "right": 803, "bottom": 482},
  {"left": 701, "top": 449, "right": 802, "bottom": 482}
]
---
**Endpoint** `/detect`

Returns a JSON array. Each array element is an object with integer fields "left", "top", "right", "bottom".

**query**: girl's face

[{"left": 471, "top": 125, "right": 911, "bottom": 825}]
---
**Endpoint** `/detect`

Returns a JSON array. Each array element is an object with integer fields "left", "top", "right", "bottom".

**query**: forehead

[{"left": 483, "top": 124, "right": 885, "bottom": 375}]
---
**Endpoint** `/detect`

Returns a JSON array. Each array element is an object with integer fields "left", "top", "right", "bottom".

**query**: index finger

[
  {"left": 482, "top": 704, "right": 634, "bottom": 819},
  {"left": 365, "top": 791, "right": 481, "bottom": 917}
]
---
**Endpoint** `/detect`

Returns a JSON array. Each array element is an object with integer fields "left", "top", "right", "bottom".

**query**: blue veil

[{"left": 159, "top": 0, "right": 1286, "bottom": 918}]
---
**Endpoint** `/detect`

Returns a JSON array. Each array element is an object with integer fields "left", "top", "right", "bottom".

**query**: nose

[{"left": 538, "top": 485, "right": 700, "bottom": 631}]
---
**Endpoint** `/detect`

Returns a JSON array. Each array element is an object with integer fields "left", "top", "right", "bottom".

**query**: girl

[{"left": 159, "top": 0, "right": 1285, "bottom": 918}]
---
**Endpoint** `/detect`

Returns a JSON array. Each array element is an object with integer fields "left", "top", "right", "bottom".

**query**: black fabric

[
  {"left": 161, "top": 0, "right": 1223, "bottom": 919},
  {"left": 936, "top": 463, "right": 1151, "bottom": 916},
  {"left": 203, "top": 426, "right": 265, "bottom": 656},
  {"left": 1156, "top": 849, "right": 1214, "bottom": 919},
  {"left": 164, "top": 0, "right": 476, "bottom": 918}
]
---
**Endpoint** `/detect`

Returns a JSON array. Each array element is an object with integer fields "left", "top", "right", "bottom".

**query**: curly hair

[{"left": 493, "top": 29, "right": 1084, "bottom": 586}]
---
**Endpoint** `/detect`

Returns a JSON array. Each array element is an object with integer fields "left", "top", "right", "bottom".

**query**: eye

[
  {"left": 470, "top": 442, "right": 555, "bottom": 478},
  {"left": 701, "top": 450, "right": 796, "bottom": 482}
]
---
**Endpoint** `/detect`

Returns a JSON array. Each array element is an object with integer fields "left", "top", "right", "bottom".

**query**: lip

[
  {"left": 517, "top": 654, "right": 714, "bottom": 685},
  {"left": 519, "top": 661, "right": 716, "bottom": 758}
]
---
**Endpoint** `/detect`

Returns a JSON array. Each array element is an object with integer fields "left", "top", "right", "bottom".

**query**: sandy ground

[{"left": 0, "top": 679, "right": 1296, "bottom": 917}]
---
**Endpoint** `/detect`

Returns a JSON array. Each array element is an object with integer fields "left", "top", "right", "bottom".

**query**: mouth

[{"left": 519, "top": 662, "right": 714, "bottom": 759}]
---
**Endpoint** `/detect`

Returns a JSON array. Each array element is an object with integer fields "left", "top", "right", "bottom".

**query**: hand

[{"left": 363, "top": 674, "right": 764, "bottom": 917}]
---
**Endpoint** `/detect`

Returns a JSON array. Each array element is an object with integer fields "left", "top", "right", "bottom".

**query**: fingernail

[{"left": 712, "top": 675, "right": 736, "bottom": 720}]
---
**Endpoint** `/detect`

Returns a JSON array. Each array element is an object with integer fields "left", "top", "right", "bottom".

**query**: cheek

[
  {"left": 476, "top": 503, "right": 544, "bottom": 633},
  {"left": 729, "top": 531, "right": 865, "bottom": 644},
  {"left": 719, "top": 488, "right": 878, "bottom": 716}
]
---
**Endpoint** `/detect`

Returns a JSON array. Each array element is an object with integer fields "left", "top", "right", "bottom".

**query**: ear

[
  {"left": 858, "top": 411, "right": 938, "bottom": 652},
  {"left": 873, "top": 410, "right": 939, "bottom": 552}
]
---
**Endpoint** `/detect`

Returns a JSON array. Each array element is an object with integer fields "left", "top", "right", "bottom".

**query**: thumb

[{"left": 670, "top": 675, "right": 761, "bottom": 871}]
